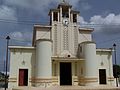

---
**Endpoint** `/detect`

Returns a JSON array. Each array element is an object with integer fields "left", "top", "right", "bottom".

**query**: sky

[{"left": 0, "top": 0, "right": 120, "bottom": 71}]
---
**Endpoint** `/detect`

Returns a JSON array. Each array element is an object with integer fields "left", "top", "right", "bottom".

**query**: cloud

[
  {"left": 79, "top": 13, "right": 120, "bottom": 35},
  {"left": 9, "top": 31, "right": 32, "bottom": 44},
  {"left": 90, "top": 13, "right": 120, "bottom": 24},
  {"left": 79, "top": 16, "right": 88, "bottom": 24},
  {"left": 3, "top": 1, "right": 120, "bottom": 35},
  {"left": 4, "top": 0, "right": 80, "bottom": 13},
  {"left": 4, "top": 0, "right": 56, "bottom": 11},
  {"left": 4, "top": 0, "right": 80, "bottom": 7},
  {"left": 80, "top": 2, "right": 92, "bottom": 11},
  {"left": 67, "top": 0, "right": 80, "bottom": 7},
  {"left": 0, "top": 5, "right": 17, "bottom": 20},
  {"left": 90, "top": 13, "right": 120, "bottom": 34},
  {"left": 0, "top": 5, "right": 18, "bottom": 32},
  {"left": 10, "top": 31, "right": 23, "bottom": 39}
]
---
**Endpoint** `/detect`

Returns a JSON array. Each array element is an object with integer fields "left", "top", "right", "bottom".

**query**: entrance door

[
  {"left": 60, "top": 62, "right": 72, "bottom": 85},
  {"left": 99, "top": 69, "right": 107, "bottom": 84},
  {"left": 19, "top": 69, "right": 28, "bottom": 86}
]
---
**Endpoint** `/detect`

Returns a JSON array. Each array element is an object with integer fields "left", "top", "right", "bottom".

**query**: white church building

[{"left": 8, "top": 1, "right": 115, "bottom": 88}]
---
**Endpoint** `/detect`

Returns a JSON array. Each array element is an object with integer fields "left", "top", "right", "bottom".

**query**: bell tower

[
  {"left": 49, "top": 0, "right": 79, "bottom": 25},
  {"left": 49, "top": 1, "right": 80, "bottom": 57}
]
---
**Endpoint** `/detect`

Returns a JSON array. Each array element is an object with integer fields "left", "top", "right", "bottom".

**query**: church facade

[{"left": 8, "top": 1, "right": 115, "bottom": 88}]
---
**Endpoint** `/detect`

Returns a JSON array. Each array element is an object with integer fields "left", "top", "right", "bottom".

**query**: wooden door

[
  {"left": 99, "top": 69, "right": 107, "bottom": 84},
  {"left": 19, "top": 69, "right": 28, "bottom": 86}
]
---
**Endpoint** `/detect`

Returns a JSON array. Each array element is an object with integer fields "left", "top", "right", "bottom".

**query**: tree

[{"left": 113, "top": 65, "right": 120, "bottom": 78}]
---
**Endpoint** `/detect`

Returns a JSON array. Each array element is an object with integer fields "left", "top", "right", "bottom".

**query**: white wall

[
  {"left": 36, "top": 30, "right": 50, "bottom": 40},
  {"left": 9, "top": 46, "right": 35, "bottom": 88},
  {"left": 78, "top": 30, "right": 92, "bottom": 44},
  {"left": 96, "top": 49, "right": 115, "bottom": 85}
]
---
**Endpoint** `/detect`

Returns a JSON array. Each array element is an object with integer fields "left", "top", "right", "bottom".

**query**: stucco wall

[
  {"left": 36, "top": 30, "right": 51, "bottom": 40},
  {"left": 8, "top": 46, "right": 36, "bottom": 88},
  {"left": 78, "top": 31, "right": 92, "bottom": 44},
  {"left": 96, "top": 49, "right": 115, "bottom": 85}
]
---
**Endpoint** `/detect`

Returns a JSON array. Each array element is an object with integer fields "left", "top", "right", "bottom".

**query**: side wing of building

[
  {"left": 96, "top": 49, "right": 115, "bottom": 85},
  {"left": 8, "top": 46, "right": 36, "bottom": 88}
]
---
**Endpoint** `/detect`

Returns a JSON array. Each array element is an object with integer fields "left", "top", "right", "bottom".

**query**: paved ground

[{"left": 0, "top": 86, "right": 120, "bottom": 90}]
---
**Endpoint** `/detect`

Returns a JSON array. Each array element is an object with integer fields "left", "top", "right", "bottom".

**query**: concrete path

[{"left": 0, "top": 86, "right": 120, "bottom": 90}]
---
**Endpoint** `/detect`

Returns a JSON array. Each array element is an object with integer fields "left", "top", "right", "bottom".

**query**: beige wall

[
  {"left": 36, "top": 30, "right": 51, "bottom": 40},
  {"left": 8, "top": 46, "right": 115, "bottom": 88},
  {"left": 8, "top": 46, "right": 36, "bottom": 88},
  {"left": 96, "top": 49, "right": 115, "bottom": 85},
  {"left": 8, "top": 1, "right": 115, "bottom": 88},
  {"left": 78, "top": 31, "right": 92, "bottom": 44}
]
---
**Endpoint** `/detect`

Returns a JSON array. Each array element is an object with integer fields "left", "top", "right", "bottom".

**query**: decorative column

[
  {"left": 60, "top": 7, "right": 62, "bottom": 22},
  {"left": 58, "top": 12, "right": 60, "bottom": 22},
  {"left": 51, "top": 12, "right": 54, "bottom": 22},
  {"left": 35, "top": 39, "right": 52, "bottom": 87},
  {"left": 81, "top": 41, "right": 98, "bottom": 86},
  {"left": 69, "top": 8, "right": 71, "bottom": 22}
]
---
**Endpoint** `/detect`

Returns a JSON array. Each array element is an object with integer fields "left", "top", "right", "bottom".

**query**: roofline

[
  {"left": 32, "top": 24, "right": 52, "bottom": 46},
  {"left": 71, "top": 10, "right": 80, "bottom": 14},
  {"left": 34, "top": 24, "right": 52, "bottom": 28},
  {"left": 9, "top": 46, "right": 35, "bottom": 49},
  {"left": 79, "top": 28, "right": 94, "bottom": 31},
  {"left": 80, "top": 41, "right": 96, "bottom": 44},
  {"left": 96, "top": 48, "right": 113, "bottom": 52},
  {"left": 79, "top": 28, "right": 94, "bottom": 32},
  {"left": 49, "top": 9, "right": 60, "bottom": 15}
]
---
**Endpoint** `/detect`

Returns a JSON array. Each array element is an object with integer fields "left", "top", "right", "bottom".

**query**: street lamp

[
  {"left": 113, "top": 43, "right": 118, "bottom": 87},
  {"left": 5, "top": 36, "right": 10, "bottom": 90}
]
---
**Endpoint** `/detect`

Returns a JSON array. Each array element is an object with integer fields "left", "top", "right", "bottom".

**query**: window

[
  {"left": 53, "top": 12, "right": 58, "bottom": 21},
  {"left": 62, "top": 7, "right": 69, "bottom": 18},
  {"left": 73, "top": 14, "right": 77, "bottom": 22}
]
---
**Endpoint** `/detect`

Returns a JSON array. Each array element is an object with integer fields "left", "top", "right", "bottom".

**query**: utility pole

[
  {"left": 113, "top": 43, "right": 118, "bottom": 87},
  {"left": 5, "top": 36, "right": 10, "bottom": 90}
]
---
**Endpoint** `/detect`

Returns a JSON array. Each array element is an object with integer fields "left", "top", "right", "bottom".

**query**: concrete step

[{"left": 3, "top": 86, "right": 120, "bottom": 90}]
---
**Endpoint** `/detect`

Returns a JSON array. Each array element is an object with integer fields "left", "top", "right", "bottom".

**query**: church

[{"left": 8, "top": 1, "right": 115, "bottom": 88}]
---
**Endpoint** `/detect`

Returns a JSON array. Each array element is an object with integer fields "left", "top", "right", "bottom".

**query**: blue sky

[{"left": 0, "top": 0, "right": 120, "bottom": 71}]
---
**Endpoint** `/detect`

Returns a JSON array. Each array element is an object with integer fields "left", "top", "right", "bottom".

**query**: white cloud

[
  {"left": 78, "top": 16, "right": 88, "bottom": 24},
  {"left": 92, "top": 13, "right": 120, "bottom": 34},
  {"left": 0, "top": 5, "right": 17, "bottom": 20},
  {"left": 79, "top": 13, "right": 120, "bottom": 34},
  {"left": 10, "top": 31, "right": 32, "bottom": 42},
  {"left": 10, "top": 31, "right": 23, "bottom": 40},
  {"left": 3, "top": 0, "right": 120, "bottom": 35},
  {"left": 90, "top": 15, "right": 104, "bottom": 24},
  {"left": 90, "top": 13, "right": 120, "bottom": 25},
  {"left": 9, "top": 31, "right": 32, "bottom": 46}
]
